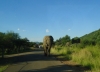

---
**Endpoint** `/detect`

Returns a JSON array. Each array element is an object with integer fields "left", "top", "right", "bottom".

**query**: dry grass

[{"left": 51, "top": 45, "right": 100, "bottom": 72}]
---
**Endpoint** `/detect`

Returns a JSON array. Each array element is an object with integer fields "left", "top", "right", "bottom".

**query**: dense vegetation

[
  {"left": 55, "top": 35, "right": 70, "bottom": 46},
  {"left": 80, "top": 29, "right": 100, "bottom": 46},
  {"left": 0, "top": 31, "right": 42, "bottom": 72},
  {"left": 0, "top": 31, "right": 36, "bottom": 58},
  {"left": 51, "top": 29, "right": 100, "bottom": 71}
]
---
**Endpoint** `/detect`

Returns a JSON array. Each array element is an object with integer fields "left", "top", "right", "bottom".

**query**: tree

[
  {"left": 0, "top": 32, "right": 5, "bottom": 58},
  {"left": 4, "top": 31, "right": 20, "bottom": 54},
  {"left": 0, "top": 31, "right": 31, "bottom": 57},
  {"left": 55, "top": 35, "right": 70, "bottom": 46},
  {"left": 14, "top": 37, "right": 29, "bottom": 52},
  {"left": 72, "top": 37, "right": 80, "bottom": 44}
]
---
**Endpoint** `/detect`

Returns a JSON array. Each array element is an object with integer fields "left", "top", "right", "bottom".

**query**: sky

[{"left": 0, "top": 0, "right": 100, "bottom": 42}]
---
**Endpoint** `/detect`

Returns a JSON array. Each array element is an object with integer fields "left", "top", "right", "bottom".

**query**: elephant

[{"left": 43, "top": 35, "right": 54, "bottom": 56}]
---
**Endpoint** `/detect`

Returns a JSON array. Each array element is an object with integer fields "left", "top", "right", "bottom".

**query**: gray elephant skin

[{"left": 43, "top": 35, "right": 54, "bottom": 56}]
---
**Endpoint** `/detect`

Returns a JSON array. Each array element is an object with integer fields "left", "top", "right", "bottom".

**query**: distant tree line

[
  {"left": 54, "top": 35, "right": 80, "bottom": 46},
  {"left": 54, "top": 29, "right": 100, "bottom": 48},
  {"left": 55, "top": 35, "right": 71, "bottom": 46}
]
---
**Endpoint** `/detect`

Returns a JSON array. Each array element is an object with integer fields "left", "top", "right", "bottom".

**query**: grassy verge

[
  {"left": 51, "top": 45, "right": 100, "bottom": 72},
  {"left": 0, "top": 65, "right": 8, "bottom": 72}
]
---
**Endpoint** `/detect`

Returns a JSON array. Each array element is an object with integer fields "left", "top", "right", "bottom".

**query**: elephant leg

[
  {"left": 47, "top": 49, "right": 50, "bottom": 56},
  {"left": 46, "top": 47, "right": 48, "bottom": 56},
  {"left": 44, "top": 48, "right": 47, "bottom": 56},
  {"left": 49, "top": 48, "right": 51, "bottom": 56},
  {"left": 44, "top": 50, "right": 47, "bottom": 56},
  {"left": 47, "top": 47, "right": 51, "bottom": 56}
]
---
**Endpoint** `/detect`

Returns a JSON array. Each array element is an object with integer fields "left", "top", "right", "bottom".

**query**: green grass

[
  {"left": 51, "top": 45, "right": 100, "bottom": 72},
  {"left": 51, "top": 46, "right": 67, "bottom": 55},
  {"left": 0, "top": 65, "right": 8, "bottom": 72}
]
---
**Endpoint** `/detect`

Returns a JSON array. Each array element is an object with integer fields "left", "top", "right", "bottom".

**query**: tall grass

[{"left": 51, "top": 45, "right": 100, "bottom": 71}]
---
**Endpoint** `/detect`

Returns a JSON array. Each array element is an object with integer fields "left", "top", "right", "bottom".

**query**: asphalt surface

[{"left": 3, "top": 48, "right": 86, "bottom": 72}]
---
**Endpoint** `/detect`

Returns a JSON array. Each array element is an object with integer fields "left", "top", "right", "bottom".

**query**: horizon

[{"left": 0, "top": 0, "right": 100, "bottom": 42}]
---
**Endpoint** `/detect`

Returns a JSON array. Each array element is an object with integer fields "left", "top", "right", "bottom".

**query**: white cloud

[
  {"left": 46, "top": 29, "right": 49, "bottom": 33},
  {"left": 17, "top": 28, "right": 20, "bottom": 30}
]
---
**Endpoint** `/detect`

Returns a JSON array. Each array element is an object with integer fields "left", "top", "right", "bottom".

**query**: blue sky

[{"left": 0, "top": 0, "right": 100, "bottom": 42}]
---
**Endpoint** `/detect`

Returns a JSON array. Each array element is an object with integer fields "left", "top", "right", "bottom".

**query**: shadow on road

[
  {"left": 19, "top": 65, "right": 89, "bottom": 72},
  {"left": 0, "top": 48, "right": 91, "bottom": 72},
  {"left": 0, "top": 48, "right": 54, "bottom": 65}
]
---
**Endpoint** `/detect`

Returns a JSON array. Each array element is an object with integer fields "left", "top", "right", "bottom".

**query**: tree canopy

[
  {"left": 55, "top": 35, "right": 70, "bottom": 46},
  {"left": 0, "top": 31, "right": 30, "bottom": 58}
]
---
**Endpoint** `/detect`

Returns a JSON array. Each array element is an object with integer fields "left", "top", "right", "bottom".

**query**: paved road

[{"left": 4, "top": 48, "right": 86, "bottom": 72}]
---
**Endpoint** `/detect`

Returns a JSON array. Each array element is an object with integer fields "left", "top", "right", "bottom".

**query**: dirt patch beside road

[{"left": 54, "top": 55, "right": 92, "bottom": 72}]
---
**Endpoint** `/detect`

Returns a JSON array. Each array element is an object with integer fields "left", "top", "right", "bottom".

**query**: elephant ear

[{"left": 49, "top": 36, "right": 54, "bottom": 41}]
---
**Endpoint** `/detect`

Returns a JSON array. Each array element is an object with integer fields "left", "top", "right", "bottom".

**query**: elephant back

[{"left": 43, "top": 35, "right": 54, "bottom": 47}]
